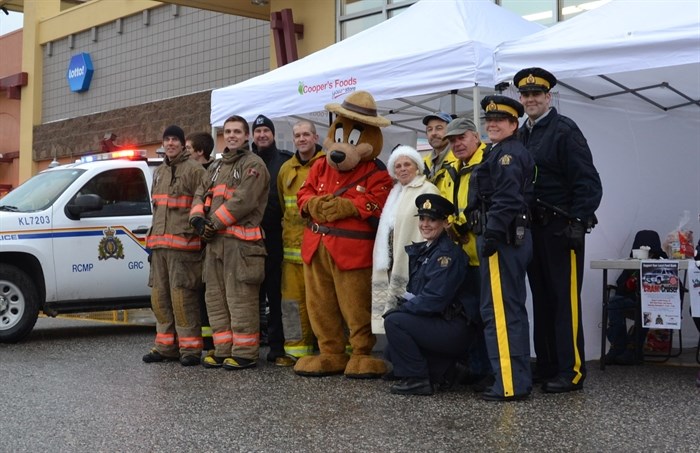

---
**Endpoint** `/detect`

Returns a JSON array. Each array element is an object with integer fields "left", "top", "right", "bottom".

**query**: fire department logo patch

[
  {"left": 247, "top": 168, "right": 259, "bottom": 178},
  {"left": 499, "top": 154, "right": 512, "bottom": 166},
  {"left": 437, "top": 256, "right": 451, "bottom": 268},
  {"left": 98, "top": 227, "right": 125, "bottom": 260}
]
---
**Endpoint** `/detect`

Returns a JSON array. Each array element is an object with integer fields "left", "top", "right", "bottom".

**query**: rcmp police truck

[{"left": 0, "top": 150, "right": 158, "bottom": 342}]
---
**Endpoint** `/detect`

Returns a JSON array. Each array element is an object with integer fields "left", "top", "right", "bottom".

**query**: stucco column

[{"left": 18, "top": 0, "right": 60, "bottom": 182}]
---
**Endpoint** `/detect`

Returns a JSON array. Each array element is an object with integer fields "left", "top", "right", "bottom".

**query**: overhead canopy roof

[
  {"left": 211, "top": 0, "right": 543, "bottom": 132},
  {"left": 494, "top": 0, "right": 700, "bottom": 112}
]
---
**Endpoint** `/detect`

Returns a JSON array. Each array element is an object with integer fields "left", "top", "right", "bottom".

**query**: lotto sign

[{"left": 66, "top": 53, "right": 94, "bottom": 92}]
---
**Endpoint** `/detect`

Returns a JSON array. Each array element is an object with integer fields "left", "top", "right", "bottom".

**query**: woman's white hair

[{"left": 387, "top": 145, "right": 425, "bottom": 179}]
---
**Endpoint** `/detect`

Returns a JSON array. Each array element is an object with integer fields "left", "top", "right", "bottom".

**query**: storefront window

[
  {"left": 339, "top": 0, "right": 417, "bottom": 39},
  {"left": 341, "top": 13, "right": 384, "bottom": 39},
  {"left": 342, "top": 0, "right": 384, "bottom": 15},
  {"left": 499, "top": 0, "right": 557, "bottom": 25},
  {"left": 387, "top": 6, "right": 411, "bottom": 18},
  {"left": 561, "top": 0, "right": 611, "bottom": 20}
]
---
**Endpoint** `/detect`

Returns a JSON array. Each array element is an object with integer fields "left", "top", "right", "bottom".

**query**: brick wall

[{"left": 33, "top": 91, "right": 210, "bottom": 160}]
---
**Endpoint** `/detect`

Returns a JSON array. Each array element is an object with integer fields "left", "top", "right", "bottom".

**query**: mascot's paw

[
  {"left": 294, "top": 353, "right": 350, "bottom": 377},
  {"left": 321, "top": 197, "right": 358, "bottom": 222},
  {"left": 344, "top": 354, "right": 387, "bottom": 379},
  {"left": 305, "top": 194, "right": 334, "bottom": 223}
]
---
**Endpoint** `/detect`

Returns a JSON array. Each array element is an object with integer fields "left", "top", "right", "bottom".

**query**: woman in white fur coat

[{"left": 371, "top": 145, "right": 440, "bottom": 334}]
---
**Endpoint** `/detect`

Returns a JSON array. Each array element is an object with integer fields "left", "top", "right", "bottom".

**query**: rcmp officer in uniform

[
  {"left": 467, "top": 95, "right": 535, "bottom": 401},
  {"left": 383, "top": 194, "right": 478, "bottom": 396},
  {"left": 515, "top": 67, "right": 602, "bottom": 393}
]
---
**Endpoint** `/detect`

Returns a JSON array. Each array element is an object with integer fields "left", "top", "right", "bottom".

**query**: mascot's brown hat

[{"left": 325, "top": 91, "right": 391, "bottom": 128}]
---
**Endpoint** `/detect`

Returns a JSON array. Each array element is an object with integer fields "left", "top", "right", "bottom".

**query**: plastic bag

[{"left": 662, "top": 210, "right": 695, "bottom": 259}]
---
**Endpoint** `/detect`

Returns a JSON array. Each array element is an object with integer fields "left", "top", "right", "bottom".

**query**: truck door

[{"left": 52, "top": 167, "right": 152, "bottom": 302}]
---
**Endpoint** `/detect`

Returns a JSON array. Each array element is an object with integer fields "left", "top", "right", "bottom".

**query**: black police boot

[
  {"left": 542, "top": 375, "right": 584, "bottom": 393},
  {"left": 390, "top": 377, "right": 434, "bottom": 396}
]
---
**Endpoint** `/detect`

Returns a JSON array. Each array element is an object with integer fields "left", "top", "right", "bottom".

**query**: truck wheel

[{"left": 0, "top": 264, "right": 40, "bottom": 343}]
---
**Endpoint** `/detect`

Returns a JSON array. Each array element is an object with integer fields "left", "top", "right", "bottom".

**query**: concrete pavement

[{"left": 0, "top": 316, "right": 698, "bottom": 452}]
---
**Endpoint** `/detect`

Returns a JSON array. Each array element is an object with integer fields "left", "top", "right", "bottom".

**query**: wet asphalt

[{"left": 0, "top": 316, "right": 698, "bottom": 452}]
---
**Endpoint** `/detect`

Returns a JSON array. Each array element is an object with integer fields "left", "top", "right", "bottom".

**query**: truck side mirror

[{"left": 66, "top": 194, "right": 104, "bottom": 219}]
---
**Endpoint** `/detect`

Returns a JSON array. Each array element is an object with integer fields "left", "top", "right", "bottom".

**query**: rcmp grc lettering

[{"left": 72, "top": 263, "right": 94, "bottom": 272}]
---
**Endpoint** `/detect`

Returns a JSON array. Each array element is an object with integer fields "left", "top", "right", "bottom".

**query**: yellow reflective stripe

[
  {"left": 489, "top": 252, "right": 515, "bottom": 397},
  {"left": 284, "top": 195, "right": 296, "bottom": 207},
  {"left": 283, "top": 247, "right": 302, "bottom": 262},
  {"left": 570, "top": 250, "right": 584, "bottom": 384},
  {"left": 201, "top": 326, "right": 213, "bottom": 338},
  {"left": 284, "top": 345, "right": 314, "bottom": 357}
]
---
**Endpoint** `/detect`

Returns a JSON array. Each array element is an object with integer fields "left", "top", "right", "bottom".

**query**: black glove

[
  {"left": 481, "top": 229, "right": 504, "bottom": 258},
  {"left": 190, "top": 217, "right": 207, "bottom": 236},
  {"left": 560, "top": 220, "right": 586, "bottom": 253},
  {"left": 201, "top": 222, "right": 217, "bottom": 241}
]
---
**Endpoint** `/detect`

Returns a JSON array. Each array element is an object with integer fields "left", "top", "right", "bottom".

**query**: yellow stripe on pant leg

[
  {"left": 489, "top": 253, "right": 515, "bottom": 397},
  {"left": 570, "top": 250, "right": 584, "bottom": 384}
]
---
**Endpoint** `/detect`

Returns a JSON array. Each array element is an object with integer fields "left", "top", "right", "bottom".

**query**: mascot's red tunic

[
  {"left": 294, "top": 90, "right": 393, "bottom": 378},
  {"left": 298, "top": 159, "right": 390, "bottom": 270}
]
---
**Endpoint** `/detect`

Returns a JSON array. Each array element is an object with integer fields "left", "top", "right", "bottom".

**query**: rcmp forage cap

[
  {"left": 481, "top": 95, "right": 524, "bottom": 120},
  {"left": 513, "top": 67, "right": 557, "bottom": 93},
  {"left": 422, "top": 111, "right": 454, "bottom": 126},
  {"left": 163, "top": 125, "right": 186, "bottom": 145},
  {"left": 252, "top": 114, "right": 276, "bottom": 135},
  {"left": 415, "top": 193, "right": 454, "bottom": 220},
  {"left": 443, "top": 117, "right": 478, "bottom": 139}
]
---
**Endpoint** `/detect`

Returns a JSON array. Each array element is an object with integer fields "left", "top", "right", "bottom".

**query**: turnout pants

[
  {"left": 204, "top": 236, "right": 266, "bottom": 360},
  {"left": 478, "top": 232, "right": 533, "bottom": 398},
  {"left": 281, "top": 261, "right": 315, "bottom": 357},
  {"left": 528, "top": 217, "right": 586, "bottom": 384},
  {"left": 149, "top": 248, "right": 203, "bottom": 357}
]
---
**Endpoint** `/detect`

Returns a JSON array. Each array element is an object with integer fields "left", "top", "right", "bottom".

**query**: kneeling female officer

[{"left": 383, "top": 193, "right": 478, "bottom": 395}]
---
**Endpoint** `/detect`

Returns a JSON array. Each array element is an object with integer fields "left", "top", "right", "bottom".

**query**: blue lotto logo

[{"left": 66, "top": 53, "right": 94, "bottom": 92}]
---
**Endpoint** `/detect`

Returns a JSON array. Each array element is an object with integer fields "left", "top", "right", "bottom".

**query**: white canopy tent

[
  {"left": 210, "top": 0, "right": 543, "bottom": 153},
  {"left": 494, "top": 0, "right": 700, "bottom": 356}
]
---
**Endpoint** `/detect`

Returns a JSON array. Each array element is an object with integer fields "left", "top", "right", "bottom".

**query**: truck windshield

[{"left": 0, "top": 169, "right": 86, "bottom": 212}]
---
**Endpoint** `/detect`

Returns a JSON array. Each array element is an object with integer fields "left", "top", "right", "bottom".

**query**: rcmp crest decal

[{"left": 98, "top": 227, "right": 125, "bottom": 260}]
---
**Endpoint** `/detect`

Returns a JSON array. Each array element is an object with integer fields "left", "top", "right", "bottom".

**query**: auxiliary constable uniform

[
  {"left": 384, "top": 194, "right": 478, "bottom": 396},
  {"left": 467, "top": 96, "right": 535, "bottom": 401},
  {"left": 515, "top": 67, "right": 602, "bottom": 393}
]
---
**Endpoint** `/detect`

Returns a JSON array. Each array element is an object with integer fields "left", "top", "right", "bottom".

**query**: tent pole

[{"left": 473, "top": 85, "right": 481, "bottom": 136}]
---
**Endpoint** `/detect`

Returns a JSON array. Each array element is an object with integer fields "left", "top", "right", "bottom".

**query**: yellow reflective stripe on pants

[
  {"left": 489, "top": 252, "right": 514, "bottom": 397},
  {"left": 570, "top": 249, "right": 584, "bottom": 384}
]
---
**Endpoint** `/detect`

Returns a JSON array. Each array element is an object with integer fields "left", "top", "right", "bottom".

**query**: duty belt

[{"left": 307, "top": 222, "right": 376, "bottom": 240}]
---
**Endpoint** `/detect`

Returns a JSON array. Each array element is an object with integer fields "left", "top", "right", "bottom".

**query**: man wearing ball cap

[{"left": 515, "top": 67, "right": 602, "bottom": 394}]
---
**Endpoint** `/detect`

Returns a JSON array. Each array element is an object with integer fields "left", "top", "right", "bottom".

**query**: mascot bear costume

[{"left": 295, "top": 91, "right": 393, "bottom": 378}]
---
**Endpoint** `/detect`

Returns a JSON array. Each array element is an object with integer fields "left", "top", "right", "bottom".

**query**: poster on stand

[
  {"left": 686, "top": 260, "right": 700, "bottom": 319},
  {"left": 640, "top": 260, "right": 681, "bottom": 329}
]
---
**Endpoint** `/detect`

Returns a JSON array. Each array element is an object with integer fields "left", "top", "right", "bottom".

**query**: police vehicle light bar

[{"left": 79, "top": 149, "right": 148, "bottom": 163}]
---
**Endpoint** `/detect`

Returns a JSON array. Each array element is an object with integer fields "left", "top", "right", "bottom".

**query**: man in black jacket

[
  {"left": 252, "top": 114, "right": 294, "bottom": 366},
  {"left": 515, "top": 67, "right": 602, "bottom": 393}
]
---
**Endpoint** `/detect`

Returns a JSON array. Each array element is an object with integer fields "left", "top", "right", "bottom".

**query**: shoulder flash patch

[
  {"left": 499, "top": 154, "right": 512, "bottom": 166},
  {"left": 437, "top": 256, "right": 451, "bottom": 267}
]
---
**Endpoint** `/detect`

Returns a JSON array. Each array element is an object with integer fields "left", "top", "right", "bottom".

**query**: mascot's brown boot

[
  {"left": 344, "top": 354, "right": 387, "bottom": 379},
  {"left": 294, "top": 353, "right": 349, "bottom": 377}
]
